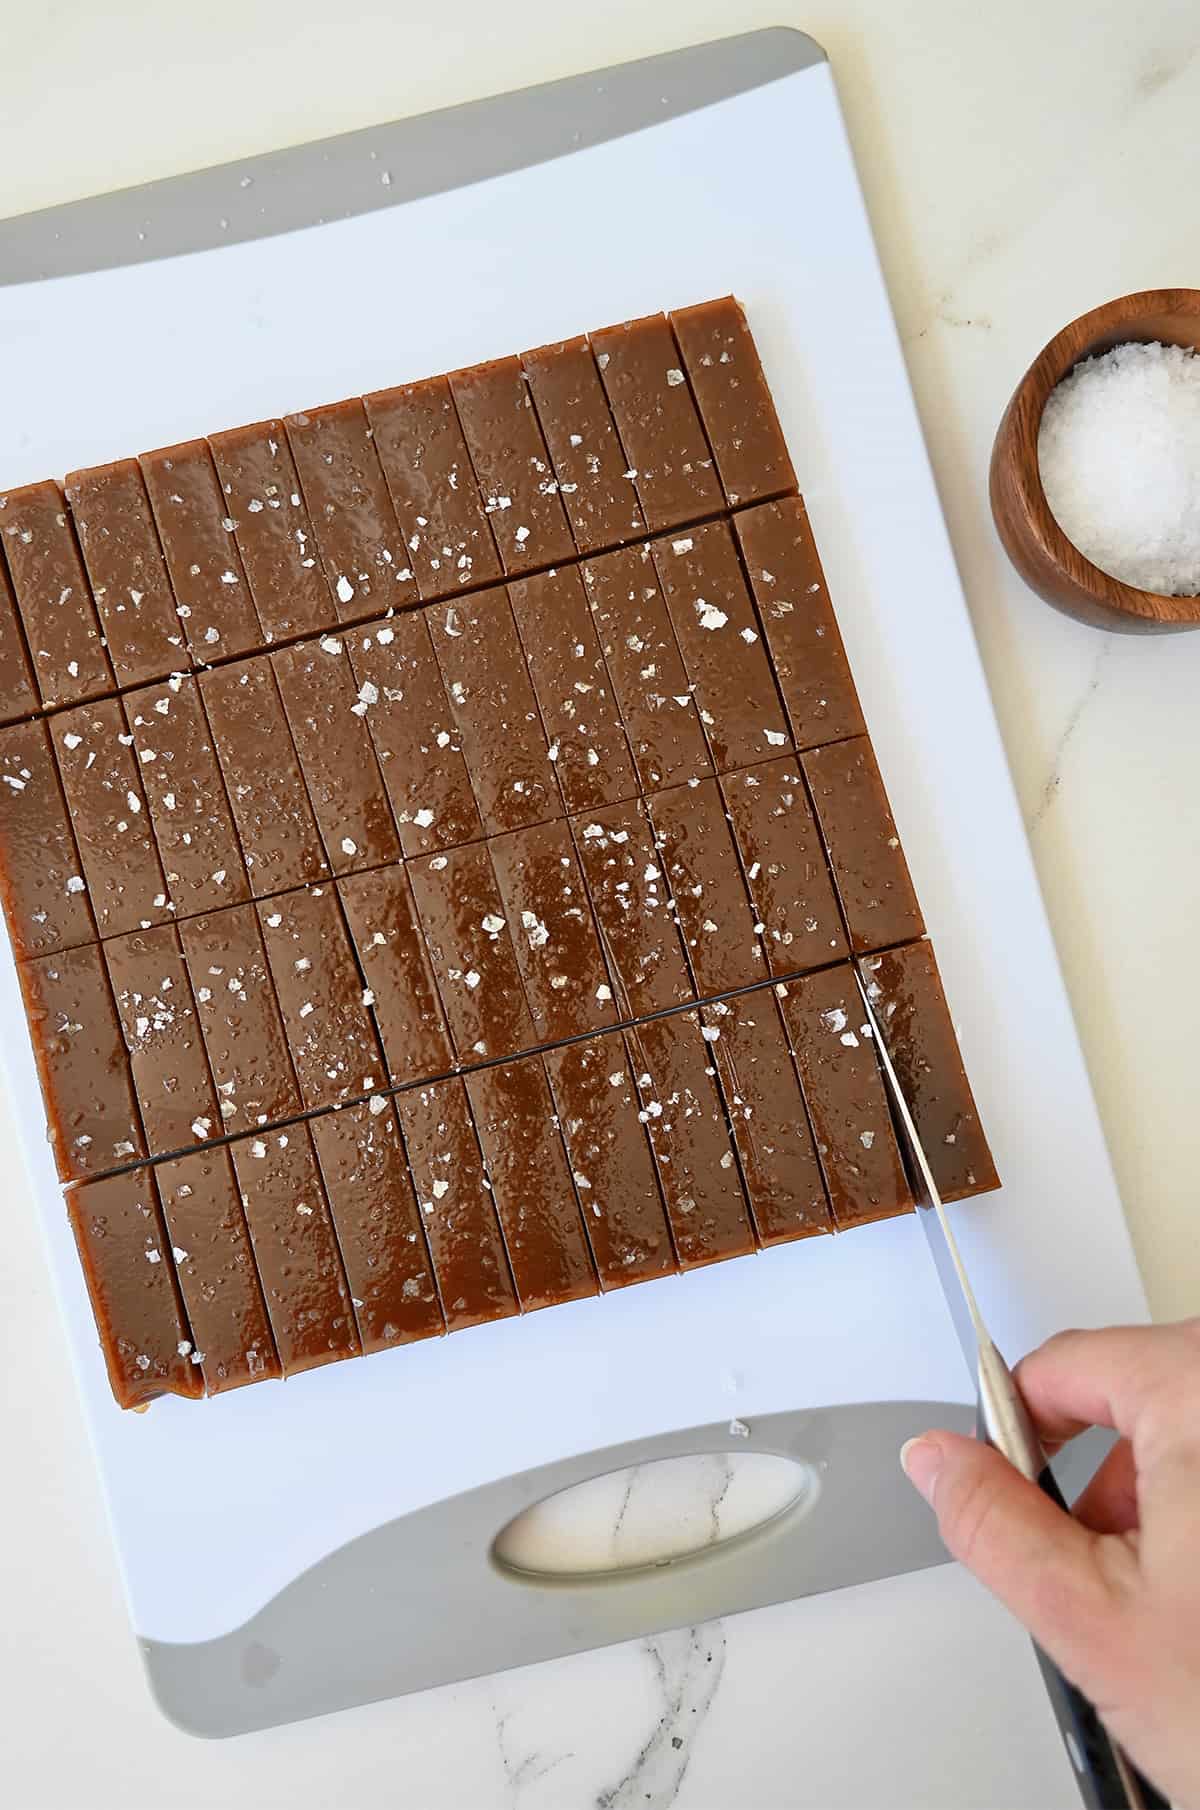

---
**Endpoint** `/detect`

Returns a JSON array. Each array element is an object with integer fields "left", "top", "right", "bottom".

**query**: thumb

[{"left": 902, "top": 1430, "right": 1121, "bottom": 1687}]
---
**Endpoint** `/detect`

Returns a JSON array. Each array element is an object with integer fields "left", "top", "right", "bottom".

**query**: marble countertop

[{"left": 3, "top": 3, "right": 1197, "bottom": 1805}]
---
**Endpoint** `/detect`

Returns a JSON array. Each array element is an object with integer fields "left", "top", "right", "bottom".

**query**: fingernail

[{"left": 900, "top": 1436, "right": 942, "bottom": 1505}]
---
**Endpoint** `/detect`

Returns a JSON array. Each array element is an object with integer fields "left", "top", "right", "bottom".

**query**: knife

[{"left": 854, "top": 974, "right": 1169, "bottom": 1810}]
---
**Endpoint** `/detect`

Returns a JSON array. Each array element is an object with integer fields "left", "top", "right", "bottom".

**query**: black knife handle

[{"left": 1033, "top": 1466, "right": 1170, "bottom": 1810}]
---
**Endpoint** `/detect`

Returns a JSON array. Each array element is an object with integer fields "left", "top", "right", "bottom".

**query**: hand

[{"left": 901, "top": 1320, "right": 1200, "bottom": 1808}]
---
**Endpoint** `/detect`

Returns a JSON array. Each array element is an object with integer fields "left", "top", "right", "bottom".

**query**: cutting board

[{"left": 0, "top": 28, "right": 1147, "bottom": 1736}]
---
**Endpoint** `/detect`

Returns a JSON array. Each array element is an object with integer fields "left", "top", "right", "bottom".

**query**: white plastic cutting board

[{"left": 0, "top": 33, "right": 1145, "bottom": 1671}]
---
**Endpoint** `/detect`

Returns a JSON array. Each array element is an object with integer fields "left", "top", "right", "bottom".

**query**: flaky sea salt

[{"left": 1038, "top": 341, "right": 1200, "bottom": 595}]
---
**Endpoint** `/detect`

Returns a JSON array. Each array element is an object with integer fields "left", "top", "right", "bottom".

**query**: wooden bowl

[{"left": 989, "top": 288, "right": 1200, "bottom": 631}]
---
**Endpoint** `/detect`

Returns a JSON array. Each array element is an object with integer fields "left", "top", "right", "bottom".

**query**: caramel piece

[
  {"left": 0, "top": 550, "right": 37, "bottom": 723},
  {"left": 571, "top": 800, "right": 691, "bottom": 1016},
  {"left": 860, "top": 942, "right": 999, "bottom": 1202},
  {"left": 508, "top": 564, "right": 638, "bottom": 813},
  {"left": 701, "top": 992, "right": 831, "bottom": 1244},
  {"left": 64, "top": 458, "right": 188, "bottom": 686},
  {"left": 141, "top": 441, "right": 262, "bottom": 660},
  {"left": 488, "top": 818, "right": 616, "bottom": 1043},
  {"left": 722, "top": 757, "right": 847, "bottom": 974},
  {"left": 364, "top": 377, "right": 501, "bottom": 599},
  {"left": 780, "top": 966, "right": 913, "bottom": 1228},
  {"left": 407, "top": 842, "right": 536, "bottom": 1065},
  {"left": 230, "top": 1125, "right": 360, "bottom": 1376},
  {"left": 466, "top": 1056, "right": 597, "bottom": 1311},
  {"left": 428, "top": 587, "right": 562, "bottom": 836},
  {"left": 651, "top": 520, "right": 789, "bottom": 770},
  {"left": 645, "top": 778, "right": 764, "bottom": 996},
  {"left": 68, "top": 1170, "right": 202, "bottom": 1408},
  {"left": 285, "top": 400, "right": 417, "bottom": 619},
  {"left": 338, "top": 865, "right": 452, "bottom": 1087},
  {"left": 521, "top": 336, "right": 646, "bottom": 553},
  {"left": 670, "top": 298, "right": 796, "bottom": 507},
  {"left": 625, "top": 1013, "right": 754, "bottom": 1268},
  {"left": 208, "top": 420, "right": 330, "bottom": 640},
  {"left": 544, "top": 1035, "right": 675, "bottom": 1288},
  {"left": 395, "top": 1078, "right": 518, "bottom": 1331},
  {"left": 735, "top": 498, "right": 866, "bottom": 749},
  {"left": 346, "top": 612, "right": 483, "bottom": 857},
  {"left": 310, "top": 1100, "right": 445, "bottom": 1353},
  {"left": 124, "top": 675, "right": 249, "bottom": 917},
  {"left": 0, "top": 479, "right": 112, "bottom": 706},
  {"left": 19, "top": 943, "right": 144, "bottom": 1181},
  {"left": 802, "top": 738, "right": 923, "bottom": 954},
  {"left": 156, "top": 1147, "right": 281, "bottom": 1392},
  {"left": 0, "top": 720, "right": 95, "bottom": 959},
  {"left": 179, "top": 902, "right": 301, "bottom": 1132},
  {"left": 590, "top": 314, "right": 722, "bottom": 531},
  {"left": 272, "top": 637, "right": 400, "bottom": 875},
  {"left": 582, "top": 544, "right": 711, "bottom": 791},
  {"left": 199, "top": 658, "right": 328, "bottom": 895},
  {"left": 257, "top": 885, "right": 385, "bottom": 1110},
  {"left": 104, "top": 924, "right": 220, "bottom": 1156},
  {"left": 50, "top": 699, "right": 169, "bottom": 937},
  {"left": 448, "top": 357, "right": 574, "bottom": 575}
]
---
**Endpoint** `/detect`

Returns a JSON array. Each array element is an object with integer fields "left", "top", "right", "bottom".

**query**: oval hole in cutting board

[{"left": 492, "top": 1451, "right": 818, "bottom": 1579}]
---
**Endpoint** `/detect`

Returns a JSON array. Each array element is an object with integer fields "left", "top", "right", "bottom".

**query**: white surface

[{"left": 1, "top": 4, "right": 1196, "bottom": 1807}]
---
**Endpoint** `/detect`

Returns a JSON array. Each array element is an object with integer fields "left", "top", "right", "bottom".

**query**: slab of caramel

[
  {"left": 285, "top": 399, "right": 418, "bottom": 619},
  {"left": 230, "top": 1125, "right": 360, "bottom": 1376},
  {"left": 199, "top": 658, "right": 329, "bottom": 896},
  {"left": 104, "top": 924, "right": 221, "bottom": 1156},
  {"left": 780, "top": 967, "right": 914, "bottom": 1228},
  {"left": 544, "top": 1035, "right": 675, "bottom": 1288},
  {"left": 68, "top": 1170, "right": 202, "bottom": 1408},
  {"left": 64, "top": 460, "right": 188, "bottom": 686},
  {"left": 700, "top": 992, "right": 831, "bottom": 1245},
  {"left": 0, "top": 720, "right": 95, "bottom": 960},
  {"left": 272, "top": 637, "right": 401, "bottom": 875},
  {"left": 0, "top": 479, "right": 113, "bottom": 706},
  {"left": 722, "top": 757, "right": 847, "bottom": 975},
  {"left": 19, "top": 943, "right": 145, "bottom": 1181},
  {"left": 427, "top": 587, "right": 563, "bottom": 836},
  {"left": 50, "top": 699, "right": 170, "bottom": 937},
  {"left": 735, "top": 498, "right": 866, "bottom": 749},
  {"left": 364, "top": 377, "right": 501, "bottom": 599},
  {"left": 466, "top": 1056, "right": 598, "bottom": 1311},
  {"left": 407, "top": 841, "right": 536, "bottom": 1064},
  {"left": 521, "top": 337, "right": 646, "bottom": 554},
  {"left": 395, "top": 1078, "right": 518, "bottom": 1332},
  {"left": 645, "top": 778, "right": 765, "bottom": 997},
  {"left": 590, "top": 315, "right": 723, "bottom": 531},
  {"left": 670, "top": 298, "right": 797, "bottom": 507},
  {"left": 860, "top": 942, "right": 999, "bottom": 1202},
  {"left": 178, "top": 902, "right": 302, "bottom": 1133},
  {"left": 507, "top": 563, "right": 638, "bottom": 815},
  {"left": 346, "top": 613, "right": 484, "bottom": 857},
  {"left": 581, "top": 544, "right": 711, "bottom": 792},
  {"left": 571, "top": 800, "right": 692, "bottom": 1016},
  {"left": 155, "top": 1147, "right": 281, "bottom": 1392},
  {"left": 802, "top": 737, "right": 924, "bottom": 955},
  {"left": 257, "top": 884, "right": 385, "bottom": 1109},
  {"left": 489, "top": 818, "right": 616, "bottom": 1044},
  {"left": 208, "top": 420, "right": 330, "bottom": 641},
  {"left": 0, "top": 551, "right": 38, "bottom": 724},
  {"left": 141, "top": 441, "right": 262, "bottom": 660},
  {"left": 625, "top": 1012, "right": 754, "bottom": 1268},
  {"left": 447, "top": 357, "right": 574, "bottom": 575},
  {"left": 124, "top": 675, "right": 249, "bottom": 918},
  {"left": 310, "top": 1099, "right": 445, "bottom": 1353},
  {"left": 651, "top": 520, "right": 790, "bottom": 770},
  {"left": 338, "top": 865, "right": 452, "bottom": 1087}
]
